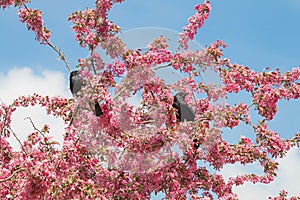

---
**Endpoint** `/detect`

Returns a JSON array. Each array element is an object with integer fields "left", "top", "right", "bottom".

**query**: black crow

[
  {"left": 172, "top": 93, "right": 199, "bottom": 149},
  {"left": 172, "top": 92, "right": 195, "bottom": 122},
  {"left": 70, "top": 70, "right": 103, "bottom": 117},
  {"left": 70, "top": 70, "right": 84, "bottom": 95}
]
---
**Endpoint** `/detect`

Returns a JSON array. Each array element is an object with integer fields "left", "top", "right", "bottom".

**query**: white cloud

[
  {"left": 0, "top": 67, "right": 71, "bottom": 150},
  {"left": 221, "top": 147, "right": 300, "bottom": 199},
  {"left": 0, "top": 67, "right": 71, "bottom": 103}
]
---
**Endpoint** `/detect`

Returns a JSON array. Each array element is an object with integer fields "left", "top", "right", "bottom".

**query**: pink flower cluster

[
  {"left": 221, "top": 63, "right": 300, "bottom": 120},
  {"left": 0, "top": 0, "right": 30, "bottom": 9},
  {"left": 0, "top": 0, "right": 14, "bottom": 9},
  {"left": 148, "top": 35, "right": 169, "bottom": 50},
  {"left": 269, "top": 190, "right": 300, "bottom": 200},
  {"left": 18, "top": 8, "right": 51, "bottom": 44},
  {"left": 100, "top": 36, "right": 126, "bottom": 59},
  {"left": 68, "top": 1, "right": 122, "bottom": 49},
  {"left": 254, "top": 121, "right": 292, "bottom": 158},
  {"left": 0, "top": 104, "right": 15, "bottom": 138},
  {"left": 179, "top": 1, "right": 211, "bottom": 49}
]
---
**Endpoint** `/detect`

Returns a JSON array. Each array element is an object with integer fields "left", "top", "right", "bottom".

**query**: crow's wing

[
  {"left": 178, "top": 102, "right": 195, "bottom": 122},
  {"left": 173, "top": 93, "right": 195, "bottom": 122},
  {"left": 94, "top": 102, "right": 103, "bottom": 116}
]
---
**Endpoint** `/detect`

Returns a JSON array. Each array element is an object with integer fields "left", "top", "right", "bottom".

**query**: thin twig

[
  {"left": 22, "top": 4, "right": 71, "bottom": 72},
  {"left": 25, "top": 117, "right": 45, "bottom": 137},
  {"left": 186, "top": 117, "right": 209, "bottom": 125},
  {"left": 198, "top": 70, "right": 207, "bottom": 83},
  {"left": 68, "top": 104, "right": 80, "bottom": 127},
  {"left": 90, "top": 47, "right": 97, "bottom": 75},
  {"left": 46, "top": 41, "right": 71, "bottom": 72},
  {"left": 24, "top": 117, "right": 57, "bottom": 163},
  {"left": 113, "top": 79, "right": 134, "bottom": 100},
  {"left": 140, "top": 120, "right": 156, "bottom": 124},
  {"left": 8, "top": 127, "right": 27, "bottom": 154},
  {"left": 153, "top": 63, "right": 172, "bottom": 70},
  {"left": 0, "top": 168, "right": 24, "bottom": 183},
  {"left": 23, "top": 4, "right": 30, "bottom": 11}
]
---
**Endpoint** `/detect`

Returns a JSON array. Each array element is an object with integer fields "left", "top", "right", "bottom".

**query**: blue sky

[
  {"left": 1, "top": 1, "right": 300, "bottom": 72},
  {"left": 1, "top": 0, "right": 300, "bottom": 199}
]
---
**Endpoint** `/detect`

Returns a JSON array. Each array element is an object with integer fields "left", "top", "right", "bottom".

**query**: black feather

[
  {"left": 172, "top": 92, "right": 195, "bottom": 122},
  {"left": 70, "top": 70, "right": 84, "bottom": 95},
  {"left": 94, "top": 101, "right": 103, "bottom": 117}
]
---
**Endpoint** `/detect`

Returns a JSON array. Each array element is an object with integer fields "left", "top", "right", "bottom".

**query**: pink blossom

[
  {"left": 179, "top": 1, "right": 211, "bottom": 49},
  {"left": 18, "top": 8, "right": 51, "bottom": 44}
]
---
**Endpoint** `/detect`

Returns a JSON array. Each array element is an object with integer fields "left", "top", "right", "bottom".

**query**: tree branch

[
  {"left": 46, "top": 41, "right": 71, "bottom": 72},
  {"left": 25, "top": 117, "right": 45, "bottom": 137},
  {"left": 90, "top": 47, "right": 97, "bottom": 74},
  {"left": 113, "top": 79, "right": 135, "bottom": 100},
  {"left": 22, "top": 4, "right": 71, "bottom": 72},
  {"left": 153, "top": 63, "right": 172, "bottom": 70},
  {"left": 0, "top": 168, "right": 24, "bottom": 183},
  {"left": 8, "top": 127, "right": 27, "bottom": 154}
]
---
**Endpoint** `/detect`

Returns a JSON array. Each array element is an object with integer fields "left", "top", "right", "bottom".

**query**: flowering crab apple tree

[{"left": 1, "top": 0, "right": 300, "bottom": 199}]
